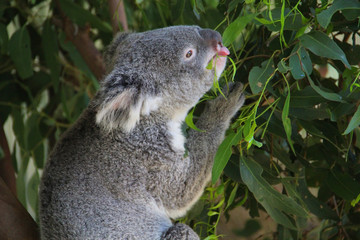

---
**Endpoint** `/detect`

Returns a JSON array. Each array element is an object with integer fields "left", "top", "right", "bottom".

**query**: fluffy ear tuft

[
  {"left": 96, "top": 89, "right": 143, "bottom": 133},
  {"left": 96, "top": 91, "right": 163, "bottom": 132}
]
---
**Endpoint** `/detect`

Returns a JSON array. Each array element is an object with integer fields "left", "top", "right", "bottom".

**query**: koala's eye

[{"left": 186, "top": 50, "right": 193, "bottom": 58}]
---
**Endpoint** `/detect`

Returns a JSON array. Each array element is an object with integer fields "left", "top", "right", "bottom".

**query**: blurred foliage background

[{"left": 0, "top": 0, "right": 360, "bottom": 239}]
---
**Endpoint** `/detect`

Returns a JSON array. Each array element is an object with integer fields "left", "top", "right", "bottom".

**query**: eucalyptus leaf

[
  {"left": 298, "top": 171, "right": 338, "bottom": 220},
  {"left": 26, "top": 112, "right": 43, "bottom": 151},
  {"left": 27, "top": 171, "right": 40, "bottom": 217},
  {"left": 249, "top": 59, "right": 274, "bottom": 94},
  {"left": 277, "top": 59, "right": 290, "bottom": 74},
  {"left": 290, "top": 86, "right": 326, "bottom": 108},
  {"left": 185, "top": 107, "right": 204, "bottom": 132},
  {"left": 0, "top": 147, "right": 4, "bottom": 159},
  {"left": 59, "top": 0, "right": 111, "bottom": 32},
  {"left": 0, "top": 23, "right": 8, "bottom": 54},
  {"left": 59, "top": 32, "right": 99, "bottom": 89},
  {"left": 317, "top": 0, "right": 360, "bottom": 28},
  {"left": 306, "top": 73, "right": 345, "bottom": 103},
  {"left": 343, "top": 104, "right": 360, "bottom": 135},
  {"left": 326, "top": 169, "right": 360, "bottom": 202},
  {"left": 12, "top": 107, "right": 26, "bottom": 149},
  {"left": 226, "top": 183, "right": 238, "bottom": 210},
  {"left": 281, "top": 92, "right": 295, "bottom": 153},
  {"left": 42, "top": 20, "right": 61, "bottom": 92},
  {"left": 300, "top": 31, "right": 351, "bottom": 68},
  {"left": 289, "top": 45, "right": 312, "bottom": 80},
  {"left": 212, "top": 130, "right": 242, "bottom": 183},
  {"left": 240, "top": 156, "right": 308, "bottom": 229},
  {"left": 223, "top": 13, "right": 256, "bottom": 46},
  {"left": 8, "top": 27, "right": 33, "bottom": 79}
]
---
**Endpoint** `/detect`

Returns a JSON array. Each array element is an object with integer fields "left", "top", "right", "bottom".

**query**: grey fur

[{"left": 39, "top": 26, "right": 245, "bottom": 240}]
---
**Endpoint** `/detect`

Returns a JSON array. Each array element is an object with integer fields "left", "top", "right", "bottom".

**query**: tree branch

[
  {"left": 0, "top": 177, "right": 39, "bottom": 240},
  {"left": 108, "top": 0, "right": 128, "bottom": 34},
  {"left": 53, "top": 0, "right": 106, "bottom": 82},
  {"left": 0, "top": 122, "right": 16, "bottom": 196}
]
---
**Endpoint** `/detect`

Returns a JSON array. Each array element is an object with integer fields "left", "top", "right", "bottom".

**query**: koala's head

[{"left": 95, "top": 26, "right": 229, "bottom": 132}]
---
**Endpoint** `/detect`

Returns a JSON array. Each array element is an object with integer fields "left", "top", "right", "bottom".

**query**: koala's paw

[
  {"left": 224, "top": 82, "right": 245, "bottom": 107},
  {"left": 207, "top": 82, "right": 245, "bottom": 120},
  {"left": 161, "top": 223, "right": 200, "bottom": 240}
]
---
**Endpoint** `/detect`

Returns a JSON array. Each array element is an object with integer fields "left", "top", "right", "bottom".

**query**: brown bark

[
  {"left": 63, "top": 20, "right": 106, "bottom": 81},
  {"left": 0, "top": 123, "right": 16, "bottom": 197},
  {"left": 0, "top": 177, "right": 40, "bottom": 240},
  {"left": 54, "top": 0, "right": 106, "bottom": 82},
  {"left": 108, "top": 0, "right": 128, "bottom": 34}
]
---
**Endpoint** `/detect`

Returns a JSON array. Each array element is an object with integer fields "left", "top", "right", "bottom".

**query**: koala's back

[{"left": 39, "top": 109, "right": 173, "bottom": 239}]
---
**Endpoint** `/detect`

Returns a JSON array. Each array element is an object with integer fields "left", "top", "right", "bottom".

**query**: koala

[{"left": 39, "top": 26, "right": 245, "bottom": 240}]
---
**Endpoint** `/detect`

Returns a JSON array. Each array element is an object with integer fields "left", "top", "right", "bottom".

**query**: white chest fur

[{"left": 167, "top": 108, "right": 188, "bottom": 153}]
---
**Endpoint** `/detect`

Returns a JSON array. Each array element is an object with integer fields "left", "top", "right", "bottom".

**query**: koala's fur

[{"left": 39, "top": 26, "right": 245, "bottom": 240}]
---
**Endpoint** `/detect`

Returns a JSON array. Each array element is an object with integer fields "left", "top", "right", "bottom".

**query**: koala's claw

[{"left": 219, "top": 82, "right": 245, "bottom": 105}]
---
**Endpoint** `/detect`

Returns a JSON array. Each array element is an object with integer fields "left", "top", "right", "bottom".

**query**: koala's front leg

[
  {"left": 161, "top": 223, "right": 199, "bottom": 240},
  {"left": 185, "top": 83, "right": 245, "bottom": 190}
]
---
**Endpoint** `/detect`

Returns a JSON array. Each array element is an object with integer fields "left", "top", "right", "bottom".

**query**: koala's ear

[{"left": 95, "top": 73, "right": 162, "bottom": 133}]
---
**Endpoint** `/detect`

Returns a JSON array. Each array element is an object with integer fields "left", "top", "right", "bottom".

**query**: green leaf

[
  {"left": 9, "top": 27, "right": 33, "bottom": 79},
  {"left": 42, "top": 20, "right": 61, "bottom": 92},
  {"left": 27, "top": 171, "right": 40, "bottom": 218},
  {"left": 195, "top": 0, "right": 205, "bottom": 12},
  {"left": 207, "top": 211, "right": 219, "bottom": 216},
  {"left": 298, "top": 120, "right": 326, "bottom": 138},
  {"left": 289, "top": 45, "right": 312, "bottom": 80},
  {"left": 185, "top": 107, "right": 204, "bottom": 132},
  {"left": 223, "top": 13, "right": 256, "bottom": 46},
  {"left": 226, "top": 183, "right": 238, "bottom": 210},
  {"left": 290, "top": 86, "right": 327, "bottom": 108},
  {"left": 299, "top": 31, "right": 351, "bottom": 68},
  {"left": 281, "top": 92, "right": 295, "bottom": 153},
  {"left": 240, "top": 156, "right": 308, "bottom": 229},
  {"left": 25, "top": 112, "right": 42, "bottom": 151},
  {"left": 0, "top": 23, "right": 8, "bottom": 54},
  {"left": 249, "top": 59, "right": 274, "bottom": 94},
  {"left": 343, "top": 105, "right": 360, "bottom": 135},
  {"left": 212, "top": 130, "right": 242, "bottom": 183},
  {"left": 342, "top": 9, "right": 360, "bottom": 21},
  {"left": 326, "top": 169, "right": 360, "bottom": 202},
  {"left": 243, "top": 115, "right": 262, "bottom": 149},
  {"left": 261, "top": 8, "right": 306, "bottom": 32},
  {"left": 317, "top": 0, "right": 360, "bottom": 28},
  {"left": 12, "top": 107, "right": 26, "bottom": 149},
  {"left": 306, "top": 73, "right": 345, "bottom": 103},
  {"left": 351, "top": 193, "right": 360, "bottom": 207},
  {"left": 0, "top": 146, "right": 4, "bottom": 159},
  {"left": 298, "top": 171, "right": 338, "bottom": 220},
  {"left": 277, "top": 59, "right": 290, "bottom": 74},
  {"left": 59, "top": 0, "right": 112, "bottom": 33},
  {"left": 290, "top": 107, "right": 329, "bottom": 121},
  {"left": 59, "top": 32, "right": 99, "bottom": 89},
  {"left": 33, "top": 142, "right": 45, "bottom": 169}
]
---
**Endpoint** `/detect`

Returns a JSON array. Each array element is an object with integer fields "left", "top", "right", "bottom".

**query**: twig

[
  {"left": 53, "top": 0, "right": 106, "bottom": 81},
  {"left": 108, "top": 0, "right": 128, "bottom": 34}
]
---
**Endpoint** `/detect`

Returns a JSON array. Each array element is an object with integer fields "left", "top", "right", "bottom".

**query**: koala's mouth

[
  {"left": 206, "top": 44, "right": 230, "bottom": 70},
  {"left": 216, "top": 44, "right": 230, "bottom": 57}
]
